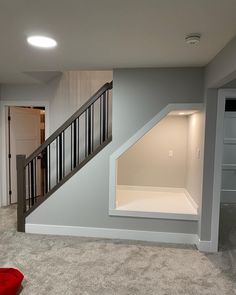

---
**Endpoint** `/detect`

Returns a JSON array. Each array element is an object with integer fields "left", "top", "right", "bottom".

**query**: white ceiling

[
  {"left": 1, "top": 0, "right": 236, "bottom": 84},
  {"left": 223, "top": 79, "right": 236, "bottom": 88}
]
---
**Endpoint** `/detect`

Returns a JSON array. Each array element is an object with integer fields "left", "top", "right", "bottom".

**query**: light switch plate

[
  {"left": 168, "top": 150, "right": 174, "bottom": 157},
  {"left": 196, "top": 148, "right": 200, "bottom": 159}
]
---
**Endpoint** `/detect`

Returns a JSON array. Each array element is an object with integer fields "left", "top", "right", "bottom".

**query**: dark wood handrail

[{"left": 25, "top": 81, "right": 113, "bottom": 166}]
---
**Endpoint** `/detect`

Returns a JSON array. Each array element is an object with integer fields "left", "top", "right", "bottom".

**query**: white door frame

[
  {"left": 0, "top": 100, "right": 50, "bottom": 207},
  {"left": 211, "top": 89, "right": 236, "bottom": 251}
]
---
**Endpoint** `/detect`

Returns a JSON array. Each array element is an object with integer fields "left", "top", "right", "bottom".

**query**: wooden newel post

[{"left": 17, "top": 155, "right": 26, "bottom": 232}]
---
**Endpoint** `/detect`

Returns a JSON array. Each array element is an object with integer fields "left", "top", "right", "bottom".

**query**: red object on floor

[{"left": 0, "top": 268, "right": 24, "bottom": 295}]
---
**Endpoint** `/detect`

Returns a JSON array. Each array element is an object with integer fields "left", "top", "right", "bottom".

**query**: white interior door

[
  {"left": 221, "top": 112, "right": 236, "bottom": 203},
  {"left": 9, "top": 107, "right": 41, "bottom": 204}
]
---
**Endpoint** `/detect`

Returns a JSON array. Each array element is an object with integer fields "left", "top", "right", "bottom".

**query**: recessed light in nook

[
  {"left": 168, "top": 110, "right": 200, "bottom": 116},
  {"left": 27, "top": 36, "right": 57, "bottom": 48}
]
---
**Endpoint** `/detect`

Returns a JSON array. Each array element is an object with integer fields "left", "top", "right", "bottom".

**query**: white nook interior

[{"left": 115, "top": 110, "right": 204, "bottom": 220}]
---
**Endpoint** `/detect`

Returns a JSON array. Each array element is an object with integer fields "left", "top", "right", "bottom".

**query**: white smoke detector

[{"left": 185, "top": 34, "right": 201, "bottom": 45}]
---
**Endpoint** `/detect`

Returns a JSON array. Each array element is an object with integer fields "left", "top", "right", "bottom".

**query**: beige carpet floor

[{"left": 0, "top": 206, "right": 236, "bottom": 295}]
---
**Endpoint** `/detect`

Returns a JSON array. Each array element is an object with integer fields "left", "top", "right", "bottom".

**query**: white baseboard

[
  {"left": 26, "top": 223, "right": 198, "bottom": 246},
  {"left": 196, "top": 239, "right": 215, "bottom": 252},
  {"left": 117, "top": 185, "right": 185, "bottom": 193},
  {"left": 184, "top": 189, "right": 199, "bottom": 212}
]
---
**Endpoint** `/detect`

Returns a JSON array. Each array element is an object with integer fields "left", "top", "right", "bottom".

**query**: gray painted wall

[
  {"left": 0, "top": 71, "right": 112, "bottom": 133},
  {"left": 202, "top": 34, "right": 236, "bottom": 245},
  {"left": 200, "top": 89, "right": 218, "bottom": 240},
  {"left": 26, "top": 68, "right": 204, "bottom": 235},
  {"left": 202, "top": 33, "right": 236, "bottom": 244}
]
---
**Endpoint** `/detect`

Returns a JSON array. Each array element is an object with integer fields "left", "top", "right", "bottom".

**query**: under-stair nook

[{"left": 109, "top": 104, "right": 204, "bottom": 221}]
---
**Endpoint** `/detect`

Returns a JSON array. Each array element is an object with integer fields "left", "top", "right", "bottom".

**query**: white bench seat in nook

[{"left": 113, "top": 185, "right": 198, "bottom": 221}]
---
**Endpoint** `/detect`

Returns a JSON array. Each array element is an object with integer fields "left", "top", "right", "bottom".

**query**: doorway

[
  {"left": 0, "top": 100, "right": 49, "bottom": 207},
  {"left": 211, "top": 89, "right": 236, "bottom": 252},
  {"left": 218, "top": 99, "right": 236, "bottom": 249},
  {"left": 7, "top": 106, "right": 45, "bottom": 204}
]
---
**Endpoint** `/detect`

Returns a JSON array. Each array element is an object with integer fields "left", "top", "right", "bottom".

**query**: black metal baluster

[
  {"left": 102, "top": 93, "right": 106, "bottom": 142},
  {"left": 25, "top": 168, "right": 27, "bottom": 210},
  {"left": 70, "top": 124, "right": 73, "bottom": 171},
  {"left": 48, "top": 144, "right": 51, "bottom": 191},
  {"left": 30, "top": 160, "right": 34, "bottom": 206},
  {"left": 58, "top": 133, "right": 63, "bottom": 181},
  {"left": 28, "top": 164, "right": 30, "bottom": 209},
  {"left": 91, "top": 103, "right": 94, "bottom": 152},
  {"left": 43, "top": 150, "right": 46, "bottom": 195},
  {"left": 34, "top": 158, "right": 37, "bottom": 203},
  {"left": 85, "top": 111, "right": 88, "bottom": 158},
  {"left": 106, "top": 91, "right": 109, "bottom": 139},
  {"left": 43, "top": 148, "right": 48, "bottom": 195},
  {"left": 100, "top": 96, "right": 102, "bottom": 145},
  {"left": 77, "top": 118, "right": 80, "bottom": 165},
  {"left": 56, "top": 137, "right": 58, "bottom": 184},
  {"left": 73, "top": 120, "right": 77, "bottom": 168},
  {"left": 87, "top": 106, "right": 91, "bottom": 155},
  {"left": 63, "top": 131, "right": 65, "bottom": 177}
]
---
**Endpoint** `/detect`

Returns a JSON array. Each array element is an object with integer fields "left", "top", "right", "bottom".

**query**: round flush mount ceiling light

[
  {"left": 27, "top": 36, "right": 57, "bottom": 48},
  {"left": 185, "top": 33, "right": 201, "bottom": 45},
  {"left": 179, "top": 112, "right": 185, "bottom": 115}
]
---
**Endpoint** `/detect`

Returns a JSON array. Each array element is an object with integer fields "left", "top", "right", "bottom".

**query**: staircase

[{"left": 16, "top": 82, "right": 113, "bottom": 232}]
